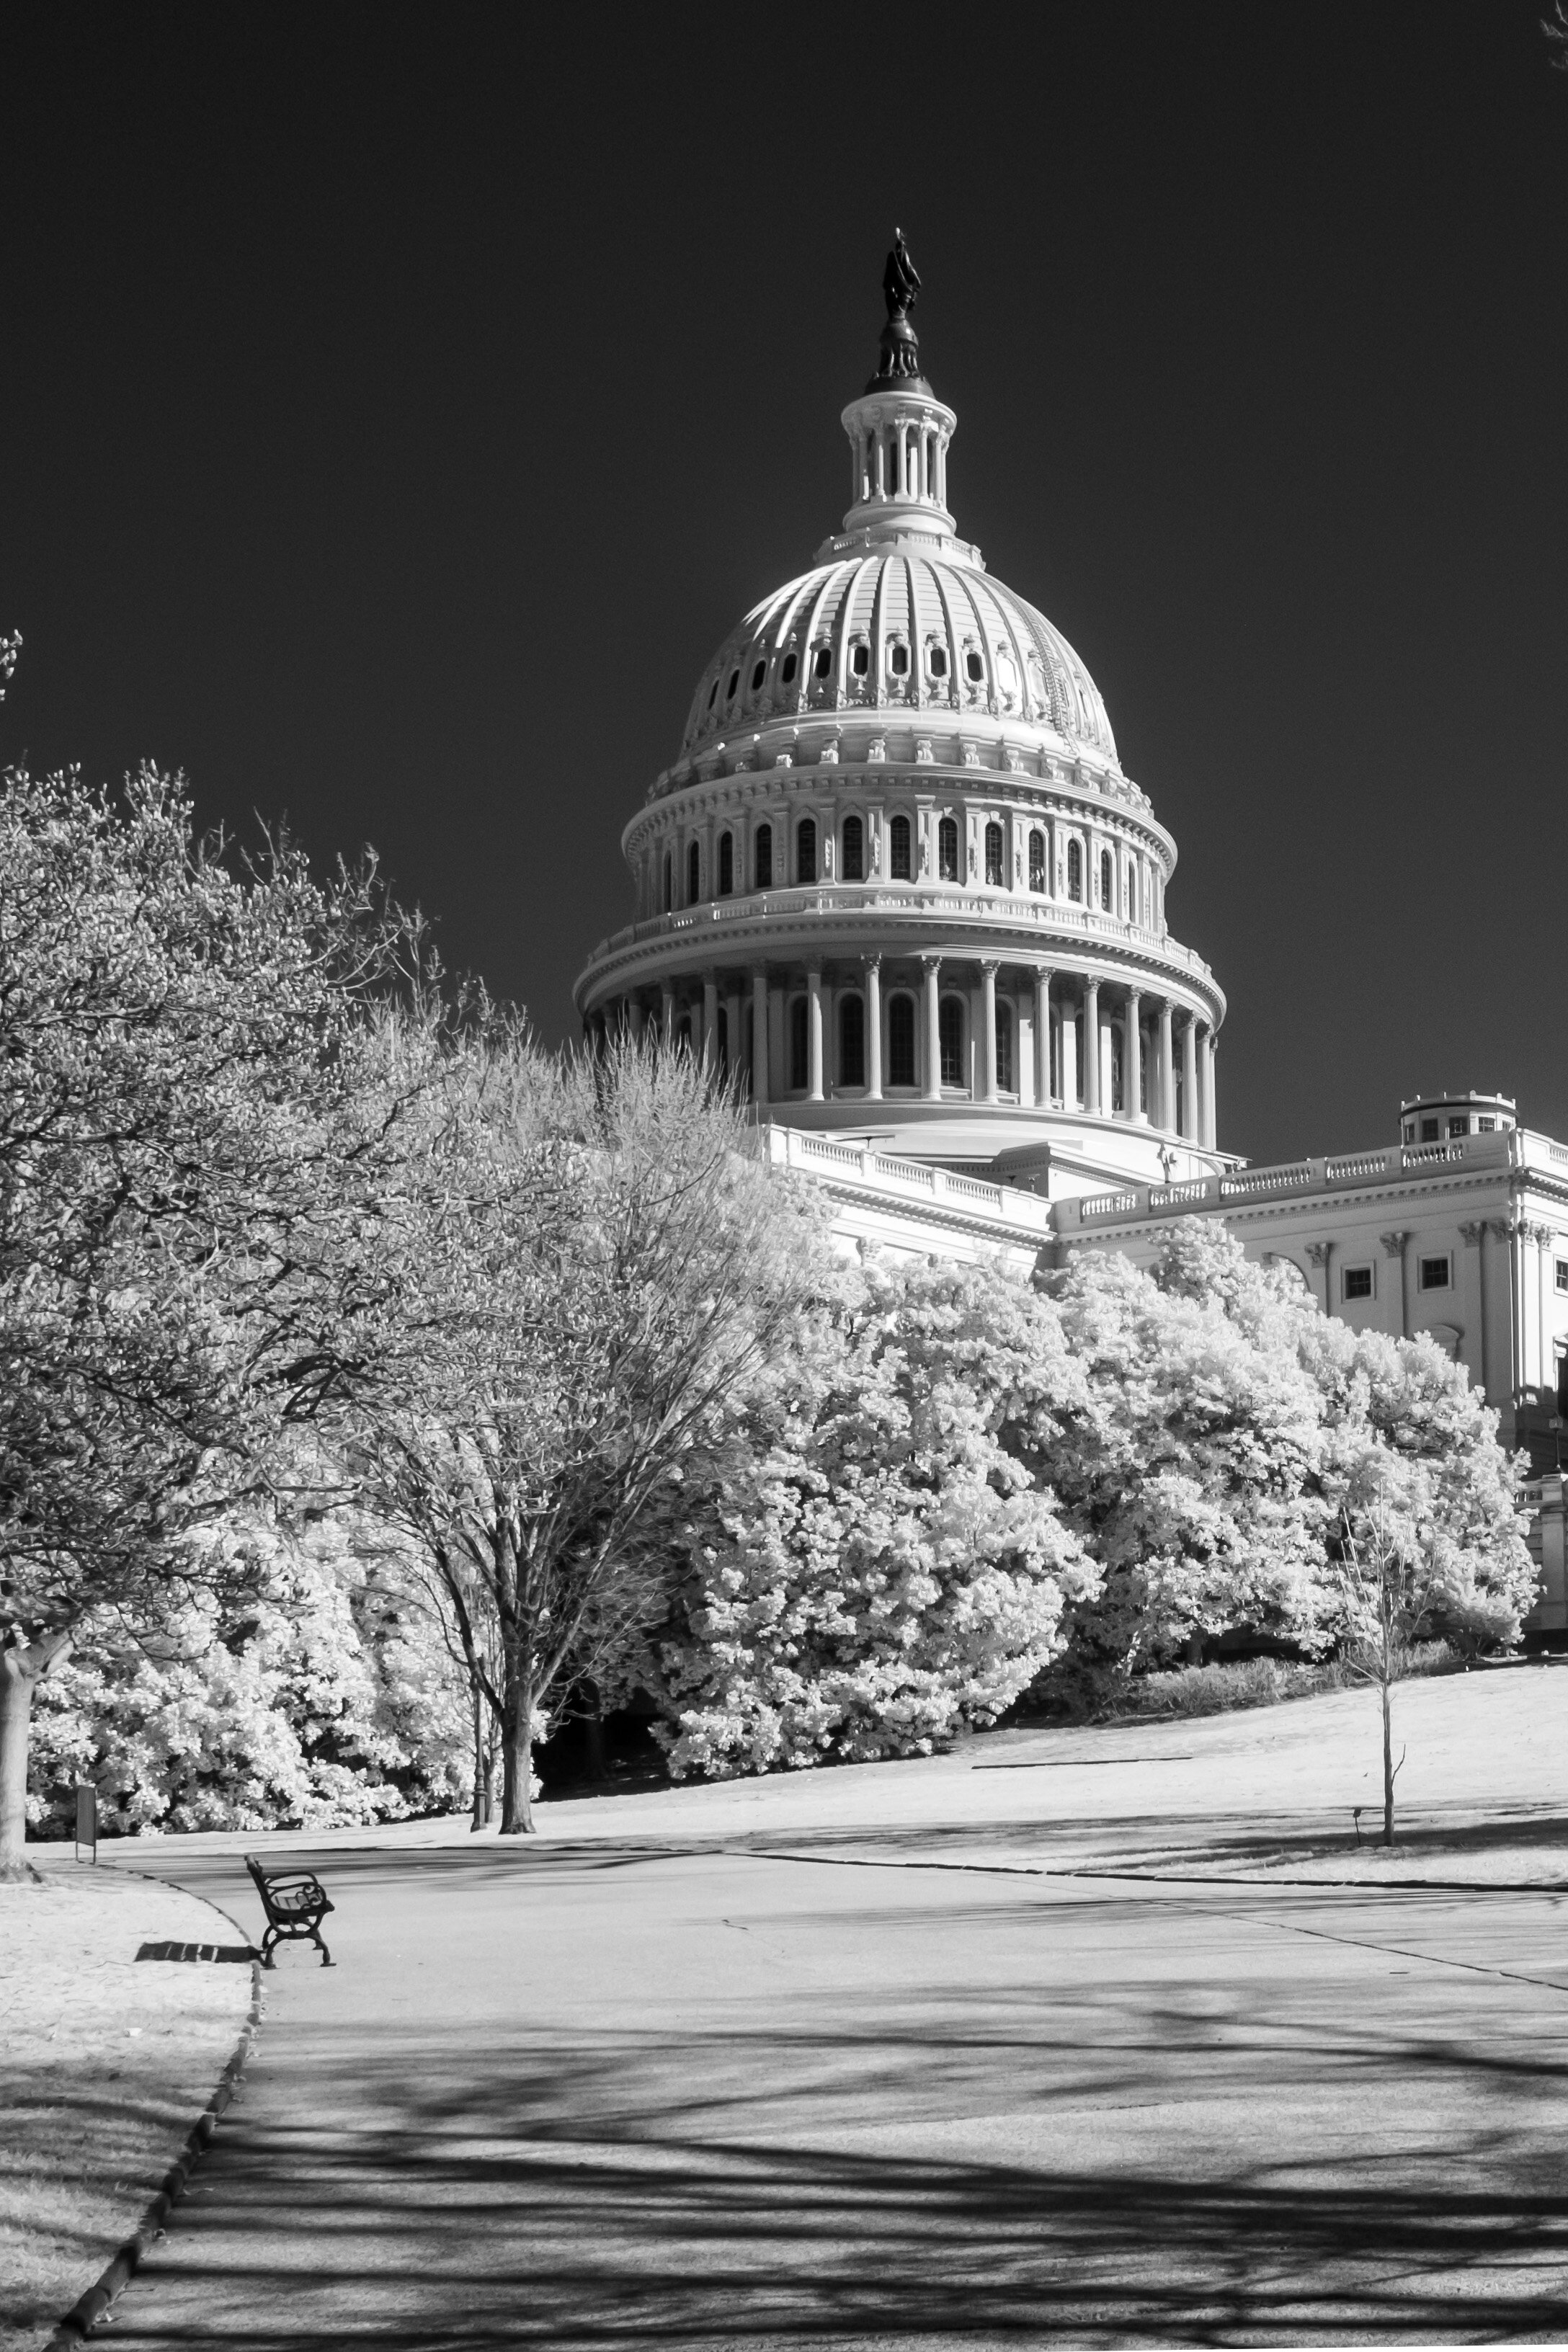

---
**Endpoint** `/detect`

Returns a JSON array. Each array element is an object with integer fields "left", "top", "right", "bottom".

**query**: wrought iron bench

[{"left": 244, "top": 1855, "right": 335, "bottom": 1969}]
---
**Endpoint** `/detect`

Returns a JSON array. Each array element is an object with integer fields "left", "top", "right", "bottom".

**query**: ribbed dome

[{"left": 680, "top": 548, "right": 1118, "bottom": 765}]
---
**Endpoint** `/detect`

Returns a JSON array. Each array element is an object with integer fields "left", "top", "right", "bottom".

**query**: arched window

[
  {"left": 937, "top": 816, "right": 959, "bottom": 881},
  {"left": 889, "top": 812, "right": 912, "bottom": 880},
  {"left": 938, "top": 997, "right": 965, "bottom": 1089},
  {"left": 1067, "top": 839, "right": 1082, "bottom": 902},
  {"left": 1028, "top": 828, "right": 1046, "bottom": 894},
  {"left": 996, "top": 1002, "right": 1014, "bottom": 1093},
  {"left": 888, "top": 993, "right": 917, "bottom": 1087},
  {"left": 1100, "top": 849, "right": 1113, "bottom": 910},
  {"left": 797, "top": 818, "right": 817, "bottom": 884},
  {"left": 839, "top": 994, "right": 865, "bottom": 1089},
  {"left": 718, "top": 832, "right": 734, "bottom": 896},
  {"left": 663, "top": 852, "right": 673, "bottom": 913},
  {"left": 985, "top": 821, "right": 1004, "bottom": 886},
  {"left": 842, "top": 814, "right": 864, "bottom": 882},
  {"left": 687, "top": 841, "right": 701, "bottom": 904},
  {"left": 789, "top": 997, "right": 808, "bottom": 1091},
  {"left": 754, "top": 822, "right": 772, "bottom": 890}
]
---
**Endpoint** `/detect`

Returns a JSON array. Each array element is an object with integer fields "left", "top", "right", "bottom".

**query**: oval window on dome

[
  {"left": 929, "top": 645, "right": 948, "bottom": 678},
  {"left": 889, "top": 643, "right": 909, "bottom": 677},
  {"left": 726, "top": 668, "right": 740, "bottom": 700},
  {"left": 781, "top": 650, "right": 798, "bottom": 685},
  {"left": 996, "top": 649, "right": 1018, "bottom": 697},
  {"left": 966, "top": 650, "right": 984, "bottom": 683},
  {"left": 707, "top": 677, "right": 719, "bottom": 710},
  {"left": 852, "top": 643, "right": 870, "bottom": 677},
  {"left": 812, "top": 645, "right": 832, "bottom": 679},
  {"left": 750, "top": 659, "right": 766, "bottom": 692}
]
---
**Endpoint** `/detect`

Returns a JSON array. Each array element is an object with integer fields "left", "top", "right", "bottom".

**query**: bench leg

[
  {"left": 311, "top": 1925, "right": 334, "bottom": 1967},
  {"left": 260, "top": 1925, "right": 280, "bottom": 1970}
]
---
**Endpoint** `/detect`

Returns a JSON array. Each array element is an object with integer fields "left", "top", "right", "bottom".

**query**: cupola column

[
  {"left": 806, "top": 967, "right": 824, "bottom": 1102},
  {"left": 1034, "top": 968, "right": 1053, "bottom": 1105},
  {"left": 921, "top": 956, "right": 943, "bottom": 1100},
  {"left": 1180, "top": 1014, "right": 1198, "bottom": 1141},
  {"left": 979, "top": 961, "right": 999, "bottom": 1105},
  {"left": 751, "top": 968, "right": 770, "bottom": 1108},
  {"left": 865, "top": 957, "right": 883, "bottom": 1100},
  {"left": 1125, "top": 989, "right": 1144, "bottom": 1123},
  {"left": 1201, "top": 1030, "right": 1219, "bottom": 1149},
  {"left": 1082, "top": 979, "right": 1102, "bottom": 1115},
  {"left": 702, "top": 973, "right": 718, "bottom": 1074},
  {"left": 1159, "top": 1000, "right": 1176, "bottom": 1132}
]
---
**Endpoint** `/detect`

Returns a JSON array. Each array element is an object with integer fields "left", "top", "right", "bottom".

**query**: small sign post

[{"left": 74, "top": 1783, "right": 97, "bottom": 1864}]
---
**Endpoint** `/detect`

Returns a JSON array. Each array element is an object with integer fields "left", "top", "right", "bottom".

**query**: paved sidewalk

[{"left": 103, "top": 1835, "right": 1568, "bottom": 2347}]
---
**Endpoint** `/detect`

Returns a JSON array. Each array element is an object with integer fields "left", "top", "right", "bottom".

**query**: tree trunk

[
  {"left": 499, "top": 1639, "right": 536, "bottom": 1835},
  {"left": 1, "top": 1633, "right": 71, "bottom": 1881},
  {"left": 1381, "top": 1674, "right": 1395, "bottom": 1848},
  {"left": 470, "top": 1688, "right": 489, "bottom": 1833}
]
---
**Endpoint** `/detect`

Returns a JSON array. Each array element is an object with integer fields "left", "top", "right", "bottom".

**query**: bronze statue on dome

[
  {"left": 883, "top": 228, "right": 920, "bottom": 322},
  {"left": 868, "top": 228, "right": 929, "bottom": 391}
]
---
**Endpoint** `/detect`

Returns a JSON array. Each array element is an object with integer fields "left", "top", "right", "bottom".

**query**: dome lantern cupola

[{"left": 834, "top": 229, "right": 958, "bottom": 547}]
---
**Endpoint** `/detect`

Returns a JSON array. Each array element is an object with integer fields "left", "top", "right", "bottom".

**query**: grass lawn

[{"left": 0, "top": 1863, "right": 254, "bottom": 2352}]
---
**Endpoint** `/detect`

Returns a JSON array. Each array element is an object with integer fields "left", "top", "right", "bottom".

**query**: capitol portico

[{"left": 574, "top": 238, "right": 1226, "bottom": 1206}]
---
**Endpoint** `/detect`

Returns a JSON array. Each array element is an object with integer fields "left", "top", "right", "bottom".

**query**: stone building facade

[{"left": 574, "top": 264, "right": 1565, "bottom": 1632}]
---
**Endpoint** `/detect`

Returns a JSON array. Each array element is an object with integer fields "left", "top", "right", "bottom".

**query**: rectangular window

[
  {"left": 1479, "top": 1116, "right": 1495, "bottom": 1132},
  {"left": 1418, "top": 1255, "right": 1451, "bottom": 1292},
  {"left": 1447, "top": 1116, "right": 1468, "bottom": 1138},
  {"left": 1342, "top": 1265, "right": 1373, "bottom": 1301},
  {"left": 1420, "top": 1118, "right": 1439, "bottom": 1142},
  {"left": 1556, "top": 1260, "right": 1568, "bottom": 1294}
]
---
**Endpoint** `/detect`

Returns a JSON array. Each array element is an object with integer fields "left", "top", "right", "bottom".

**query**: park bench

[{"left": 244, "top": 1855, "right": 335, "bottom": 1969}]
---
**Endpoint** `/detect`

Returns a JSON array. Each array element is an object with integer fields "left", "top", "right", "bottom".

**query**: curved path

[{"left": 102, "top": 1825, "right": 1568, "bottom": 2347}]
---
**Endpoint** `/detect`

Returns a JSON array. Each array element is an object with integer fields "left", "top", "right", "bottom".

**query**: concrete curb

[
  {"left": 734, "top": 1844, "right": 1568, "bottom": 1897},
  {"left": 42, "top": 1871, "right": 264, "bottom": 2349}
]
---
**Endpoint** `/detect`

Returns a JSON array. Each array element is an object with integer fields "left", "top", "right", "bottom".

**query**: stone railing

[
  {"left": 767, "top": 1126, "right": 1054, "bottom": 1236},
  {"left": 1056, "top": 1126, "right": 1538, "bottom": 1236},
  {"left": 582, "top": 888, "right": 1218, "bottom": 986}
]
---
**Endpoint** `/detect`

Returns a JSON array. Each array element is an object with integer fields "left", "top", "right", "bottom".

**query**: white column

[
  {"left": 922, "top": 956, "right": 942, "bottom": 1100},
  {"left": 1159, "top": 1000, "right": 1176, "bottom": 1133},
  {"left": 628, "top": 999, "right": 645, "bottom": 1044},
  {"left": 1125, "top": 988, "right": 1143, "bottom": 1123},
  {"left": 1034, "top": 968, "right": 1052, "bottom": 1105},
  {"left": 724, "top": 984, "right": 742, "bottom": 1081},
  {"left": 1082, "top": 979, "right": 1101, "bottom": 1115},
  {"left": 865, "top": 957, "right": 883, "bottom": 1101},
  {"left": 806, "top": 967, "right": 824, "bottom": 1103},
  {"left": 980, "top": 961, "right": 999, "bottom": 1105},
  {"left": 1181, "top": 1015, "right": 1198, "bottom": 1141},
  {"left": 1060, "top": 990, "right": 1078, "bottom": 1108},
  {"left": 1198, "top": 1027, "right": 1216, "bottom": 1149},
  {"left": 661, "top": 983, "right": 675, "bottom": 1045},
  {"left": 702, "top": 973, "right": 718, "bottom": 1074},
  {"left": 751, "top": 968, "right": 769, "bottom": 1107}
]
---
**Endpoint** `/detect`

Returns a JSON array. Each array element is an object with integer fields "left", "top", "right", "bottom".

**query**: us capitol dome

[{"left": 575, "top": 236, "right": 1227, "bottom": 1214}]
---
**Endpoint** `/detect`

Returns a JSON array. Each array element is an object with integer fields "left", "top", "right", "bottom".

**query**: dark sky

[{"left": 4, "top": 4, "right": 1564, "bottom": 1170}]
